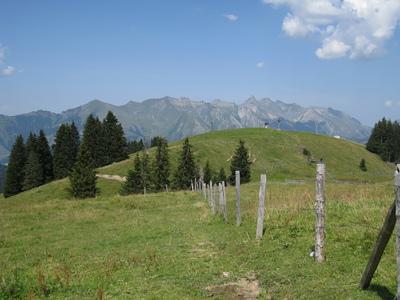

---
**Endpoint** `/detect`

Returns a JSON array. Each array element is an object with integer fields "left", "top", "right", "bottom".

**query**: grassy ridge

[
  {"left": 99, "top": 128, "right": 393, "bottom": 182},
  {"left": 0, "top": 177, "right": 397, "bottom": 299}
]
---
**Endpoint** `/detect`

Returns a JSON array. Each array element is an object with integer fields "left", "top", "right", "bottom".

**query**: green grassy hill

[
  {"left": 100, "top": 128, "right": 393, "bottom": 182},
  {"left": 1, "top": 128, "right": 398, "bottom": 299}
]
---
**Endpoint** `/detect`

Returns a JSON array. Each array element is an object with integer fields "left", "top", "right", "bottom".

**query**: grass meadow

[{"left": 0, "top": 178, "right": 397, "bottom": 299}]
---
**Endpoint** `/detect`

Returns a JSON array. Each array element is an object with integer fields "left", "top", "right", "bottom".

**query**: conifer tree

[
  {"left": 69, "top": 144, "right": 97, "bottom": 199},
  {"left": 229, "top": 140, "right": 252, "bottom": 185},
  {"left": 217, "top": 167, "right": 227, "bottom": 185},
  {"left": 81, "top": 115, "right": 107, "bottom": 168},
  {"left": 103, "top": 111, "right": 128, "bottom": 164},
  {"left": 4, "top": 135, "right": 26, "bottom": 197},
  {"left": 121, "top": 154, "right": 142, "bottom": 195},
  {"left": 153, "top": 139, "right": 170, "bottom": 191},
  {"left": 359, "top": 159, "right": 367, "bottom": 172},
  {"left": 173, "top": 138, "right": 198, "bottom": 189},
  {"left": 203, "top": 160, "right": 213, "bottom": 184},
  {"left": 141, "top": 151, "right": 152, "bottom": 193},
  {"left": 37, "top": 130, "right": 53, "bottom": 183},
  {"left": 53, "top": 123, "right": 80, "bottom": 179},
  {"left": 23, "top": 151, "right": 43, "bottom": 191},
  {"left": 25, "top": 132, "right": 38, "bottom": 155}
]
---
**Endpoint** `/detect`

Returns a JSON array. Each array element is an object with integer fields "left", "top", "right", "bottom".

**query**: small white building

[{"left": 333, "top": 135, "right": 341, "bottom": 139}]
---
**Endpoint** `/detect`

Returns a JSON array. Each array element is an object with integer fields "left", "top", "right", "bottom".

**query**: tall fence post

[
  {"left": 191, "top": 180, "right": 194, "bottom": 192},
  {"left": 209, "top": 180, "right": 215, "bottom": 214},
  {"left": 396, "top": 164, "right": 400, "bottom": 298},
  {"left": 315, "top": 163, "right": 326, "bottom": 263},
  {"left": 256, "top": 174, "right": 267, "bottom": 239},
  {"left": 214, "top": 184, "right": 218, "bottom": 214},
  {"left": 203, "top": 182, "right": 207, "bottom": 200},
  {"left": 219, "top": 183, "right": 223, "bottom": 215},
  {"left": 222, "top": 181, "right": 227, "bottom": 223},
  {"left": 235, "top": 170, "right": 241, "bottom": 226}
]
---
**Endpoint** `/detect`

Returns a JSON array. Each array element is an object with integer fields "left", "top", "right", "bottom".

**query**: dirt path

[{"left": 96, "top": 174, "right": 127, "bottom": 182}]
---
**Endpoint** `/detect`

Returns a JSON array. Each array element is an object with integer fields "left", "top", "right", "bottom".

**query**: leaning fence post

[
  {"left": 222, "top": 181, "right": 227, "bottom": 223},
  {"left": 235, "top": 170, "right": 241, "bottom": 226},
  {"left": 315, "top": 163, "right": 326, "bottom": 263},
  {"left": 256, "top": 174, "right": 267, "bottom": 239},
  {"left": 396, "top": 164, "right": 400, "bottom": 298}
]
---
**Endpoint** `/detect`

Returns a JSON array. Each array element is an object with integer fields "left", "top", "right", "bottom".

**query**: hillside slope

[{"left": 100, "top": 128, "right": 393, "bottom": 182}]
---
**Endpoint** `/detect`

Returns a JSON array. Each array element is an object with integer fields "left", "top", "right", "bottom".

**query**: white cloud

[
  {"left": 384, "top": 100, "right": 393, "bottom": 107},
  {"left": 263, "top": 0, "right": 400, "bottom": 59},
  {"left": 223, "top": 14, "right": 239, "bottom": 22},
  {"left": 256, "top": 62, "right": 265, "bottom": 68},
  {"left": 0, "top": 44, "right": 17, "bottom": 77},
  {"left": 1, "top": 66, "right": 16, "bottom": 76}
]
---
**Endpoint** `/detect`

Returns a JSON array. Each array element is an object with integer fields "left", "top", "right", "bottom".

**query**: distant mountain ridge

[{"left": 0, "top": 97, "right": 371, "bottom": 162}]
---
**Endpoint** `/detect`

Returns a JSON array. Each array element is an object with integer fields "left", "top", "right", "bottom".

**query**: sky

[{"left": 0, "top": 0, "right": 399, "bottom": 126}]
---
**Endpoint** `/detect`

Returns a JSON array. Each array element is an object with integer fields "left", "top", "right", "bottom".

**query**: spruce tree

[
  {"left": 141, "top": 151, "right": 152, "bottom": 193},
  {"left": 23, "top": 151, "right": 43, "bottom": 191},
  {"left": 69, "top": 144, "right": 97, "bottom": 199},
  {"left": 217, "top": 167, "right": 227, "bottom": 185},
  {"left": 37, "top": 130, "right": 53, "bottom": 183},
  {"left": 25, "top": 132, "right": 38, "bottom": 155},
  {"left": 229, "top": 140, "right": 252, "bottom": 185},
  {"left": 173, "top": 138, "right": 198, "bottom": 189},
  {"left": 53, "top": 123, "right": 80, "bottom": 179},
  {"left": 359, "top": 159, "right": 367, "bottom": 172},
  {"left": 121, "top": 154, "right": 142, "bottom": 195},
  {"left": 153, "top": 139, "right": 170, "bottom": 191},
  {"left": 4, "top": 135, "right": 26, "bottom": 197},
  {"left": 103, "top": 111, "right": 128, "bottom": 164},
  {"left": 203, "top": 160, "right": 213, "bottom": 184},
  {"left": 81, "top": 115, "right": 107, "bottom": 168}
]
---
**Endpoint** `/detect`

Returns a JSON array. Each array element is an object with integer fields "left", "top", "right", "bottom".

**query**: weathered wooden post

[
  {"left": 315, "top": 163, "right": 326, "bottom": 263},
  {"left": 396, "top": 164, "right": 400, "bottom": 298},
  {"left": 222, "top": 181, "right": 227, "bottom": 223},
  {"left": 256, "top": 174, "right": 267, "bottom": 239},
  {"left": 191, "top": 180, "right": 194, "bottom": 192},
  {"left": 203, "top": 182, "right": 207, "bottom": 200},
  {"left": 214, "top": 184, "right": 218, "bottom": 214},
  {"left": 209, "top": 180, "right": 216, "bottom": 214},
  {"left": 235, "top": 171, "right": 241, "bottom": 226},
  {"left": 165, "top": 184, "right": 169, "bottom": 193},
  {"left": 219, "top": 183, "right": 224, "bottom": 215}
]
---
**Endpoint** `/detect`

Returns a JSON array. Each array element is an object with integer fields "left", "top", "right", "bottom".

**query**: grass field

[
  {"left": 0, "top": 177, "right": 398, "bottom": 299},
  {"left": 99, "top": 128, "right": 394, "bottom": 183}
]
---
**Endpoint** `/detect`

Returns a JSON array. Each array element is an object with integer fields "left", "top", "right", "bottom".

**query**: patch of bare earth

[{"left": 206, "top": 274, "right": 261, "bottom": 299}]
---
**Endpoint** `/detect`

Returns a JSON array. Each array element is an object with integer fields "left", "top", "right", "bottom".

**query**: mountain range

[{"left": 0, "top": 97, "right": 371, "bottom": 162}]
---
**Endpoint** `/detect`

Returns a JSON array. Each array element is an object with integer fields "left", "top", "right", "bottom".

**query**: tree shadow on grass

[{"left": 369, "top": 284, "right": 395, "bottom": 300}]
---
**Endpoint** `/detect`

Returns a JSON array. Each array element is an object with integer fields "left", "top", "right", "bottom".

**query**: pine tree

[
  {"left": 23, "top": 151, "right": 43, "bottom": 191},
  {"left": 69, "top": 144, "right": 97, "bottom": 199},
  {"left": 81, "top": 115, "right": 107, "bottom": 168},
  {"left": 25, "top": 132, "right": 38, "bottom": 155},
  {"left": 153, "top": 139, "right": 170, "bottom": 191},
  {"left": 229, "top": 140, "right": 252, "bottom": 185},
  {"left": 4, "top": 135, "right": 26, "bottom": 197},
  {"left": 359, "top": 159, "right": 367, "bottom": 172},
  {"left": 37, "top": 130, "right": 53, "bottom": 183},
  {"left": 103, "top": 111, "right": 128, "bottom": 164},
  {"left": 173, "top": 138, "right": 198, "bottom": 190},
  {"left": 203, "top": 160, "right": 213, "bottom": 184},
  {"left": 217, "top": 167, "right": 227, "bottom": 185},
  {"left": 151, "top": 136, "right": 166, "bottom": 148},
  {"left": 141, "top": 151, "right": 152, "bottom": 193},
  {"left": 121, "top": 154, "right": 143, "bottom": 195},
  {"left": 53, "top": 123, "right": 80, "bottom": 179}
]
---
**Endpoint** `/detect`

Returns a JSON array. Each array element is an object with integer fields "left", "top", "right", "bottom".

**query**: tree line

[
  {"left": 366, "top": 118, "right": 400, "bottom": 163},
  {"left": 3, "top": 111, "right": 128, "bottom": 198}
]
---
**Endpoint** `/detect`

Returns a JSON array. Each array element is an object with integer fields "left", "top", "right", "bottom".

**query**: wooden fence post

[
  {"left": 315, "top": 163, "right": 326, "bottom": 263},
  {"left": 235, "top": 170, "right": 241, "bottom": 226},
  {"left": 219, "top": 183, "right": 223, "bottom": 215},
  {"left": 222, "top": 181, "right": 227, "bottom": 223},
  {"left": 191, "top": 180, "right": 194, "bottom": 192},
  {"left": 396, "top": 164, "right": 400, "bottom": 298},
  {"left": 256, "top": 174, "right": 267, "bottom": 239},
  {"left": 209, "top": 180, "right": 215, "bottom": 214},
  {"left": 214, "top": 184, "right": 218, "bottom": 214},
  {"left": 203, "top": 182, "right": 207, "bottom": 200}
]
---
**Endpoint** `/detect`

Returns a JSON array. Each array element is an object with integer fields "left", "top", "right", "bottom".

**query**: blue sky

[{"left": 0, "top": 0, "right": 399, "bottom": 125}]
